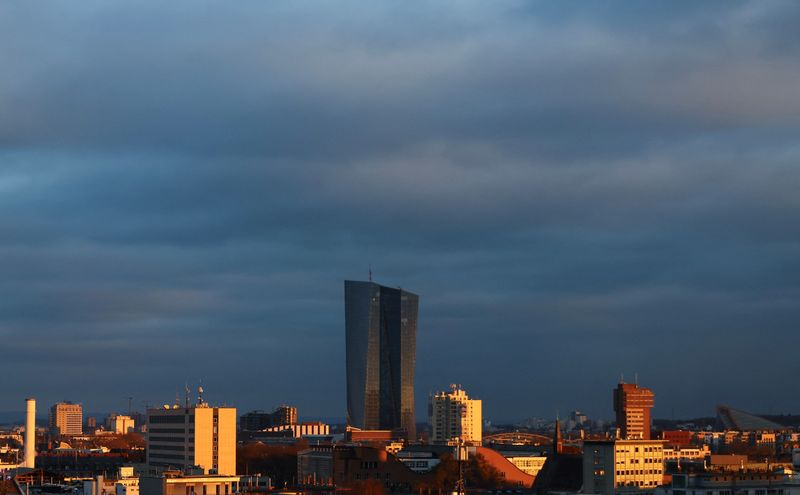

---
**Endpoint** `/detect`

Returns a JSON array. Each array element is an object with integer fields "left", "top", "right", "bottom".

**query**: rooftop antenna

[
  {"left": 368, "top": 265, "right": 372, "bottom": 282},
  {"left": 174, "top": 388, "right": 180, "bottom": 407},
  {"left": 184, "top": 383, "right": 190, "bottom": 408},
  {"left": 634, "top": 372, "right": 638, "bottom": 385},
  {"left": 197, "top": 383, "right": 205, "bottom": 406},
  {"left": 620, "top": 373, "right": 624, "bottom": 384}
]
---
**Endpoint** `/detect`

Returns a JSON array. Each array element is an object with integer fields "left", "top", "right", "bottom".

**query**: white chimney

[{"left": 24, "top": 398, "right": 36, "bottom": 468}]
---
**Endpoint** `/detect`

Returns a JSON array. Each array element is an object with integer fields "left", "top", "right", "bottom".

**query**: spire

[{"left": 553, "top": 417, "right": 563, "bottom": 456}]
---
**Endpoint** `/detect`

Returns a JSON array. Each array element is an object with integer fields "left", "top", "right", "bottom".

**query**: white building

[
  {"left": 429, "top": 385, "right": 482, "bottom": 445},
  {"left": 108, "top": 415, "right": 136, "bottom": 434}
]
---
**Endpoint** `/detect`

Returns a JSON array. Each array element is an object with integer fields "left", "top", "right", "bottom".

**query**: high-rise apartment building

[
  {"left": 583, "top": 439, "right": 665, "bottom": 495},
  {"left": 50, "top": 402, "right": 83, "bottom": 436},
  {"left": 147, "top": 403, "right": 236, "bottom": 475},
  {"left": 345, "top": 280, "right": 418, "bottom": 438},
  {"left": 614, "top": 382, "right": 655, "bottom": 440},
  {"left": 428, "top": 385, "right": 482, "bottom": 445}
]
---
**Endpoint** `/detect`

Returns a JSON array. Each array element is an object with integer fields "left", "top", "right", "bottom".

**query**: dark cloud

[{"left": 0, "top": 1, "right": 799, "bottom": 422}]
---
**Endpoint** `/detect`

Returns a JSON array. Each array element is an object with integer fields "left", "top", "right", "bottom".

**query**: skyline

[{"left": 2, "top": 0, "right": 800, "bottom": 420}]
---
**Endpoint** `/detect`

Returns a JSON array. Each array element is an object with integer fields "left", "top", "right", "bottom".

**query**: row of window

[{"left": 616, "top": 469, "right": 660, "bottom": 476}]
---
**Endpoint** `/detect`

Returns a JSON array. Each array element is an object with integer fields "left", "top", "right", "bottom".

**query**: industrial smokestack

[{"left": 24, "top": 398, "right": 35, "bottom": 468}]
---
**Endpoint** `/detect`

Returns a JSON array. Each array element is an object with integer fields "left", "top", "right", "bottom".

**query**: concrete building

[
  {"left": 140, "top": 474, "right": 240, "bottom": 495},
  {"left": 614, "top": 382, "right": 655, "bottom": 440},
  {"left": 583, "top": 439, "right": 665, "bottom": 495},
  {"left": 428, "top": 385, "right": 482, "bottom": 445},
  {"left": 260, "top": 422, "right": 330, "bottom": 437},
  {"left": 108, "top": 415, "right": 136, "bottom": 434},
  {"left": 50, "top": 402, "right": 83, "bottom": 437},
  {"left": 146, "top": 402, "right": 236, "bottom": 476},
  {"left": 345, "top": 280, "right": 418, "bottom": 439}
]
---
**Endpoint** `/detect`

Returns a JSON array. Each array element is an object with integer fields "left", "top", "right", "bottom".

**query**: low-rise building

[
  {"left": 140, "top": 474, "right": 239, "bottom": 495},
  {"left": 504, "top": 454, "right": 547, "bottom": 477}
]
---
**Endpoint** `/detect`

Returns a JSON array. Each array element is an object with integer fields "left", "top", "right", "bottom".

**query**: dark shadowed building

[{"left": 345, "top": 280, "right": 418, "bottom": 439}]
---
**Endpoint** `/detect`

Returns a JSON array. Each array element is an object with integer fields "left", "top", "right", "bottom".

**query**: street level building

[
  {"left": 583, "top": 439, "right": 666, "bottom": 495},
  {"left": 345, "top": 280, "right": 418, "bottom": 439},
  {"left": 428, "top": 385, "right": 482, "bottom": 445},
  {"left": 614, "top": 382, "right": 655, "bottom": 440},
  {"left": 146, "top": 402, "right": 236, "bottom": 475},
  {"left": 50, "top": 402, "right": 83, "bottom": 437}
]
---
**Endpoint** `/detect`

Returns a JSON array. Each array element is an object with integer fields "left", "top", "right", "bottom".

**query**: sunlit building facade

[
  {"left": 429, "top": 385, "right": 482, "bottom": 445},
  {"left": 345, "top": 280, "right": 418, "bottom": 438},
  {"left": 50, "top": 402, "right": 83, "bottom": 437},
  {"left": 147, "top": 404, "right": 236, "bottom": 475},
  {"left": 614, "top": 382, "right": 655, "bottom": 440}
]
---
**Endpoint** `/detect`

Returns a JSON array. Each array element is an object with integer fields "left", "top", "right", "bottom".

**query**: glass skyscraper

[{"left": 345, "top": 280, "right": 418, "bottom": 438}]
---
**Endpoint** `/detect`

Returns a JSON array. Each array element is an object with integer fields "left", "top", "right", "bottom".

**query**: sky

[{"left": 1, "top": 0, "right": 799, "bottom": 423}]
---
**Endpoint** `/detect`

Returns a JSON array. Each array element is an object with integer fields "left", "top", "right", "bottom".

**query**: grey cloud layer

[{"left": 1, "top": 0, "right": 799, "bottom": 420}]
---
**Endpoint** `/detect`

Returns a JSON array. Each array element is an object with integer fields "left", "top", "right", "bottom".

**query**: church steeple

[{"left": 553, "top": 416, "right": 563, "bottom": 455}]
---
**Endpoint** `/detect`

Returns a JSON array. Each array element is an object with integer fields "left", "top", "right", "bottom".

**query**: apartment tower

[{"left": 429, "top": 385, "right": 482, "bottom": 445}]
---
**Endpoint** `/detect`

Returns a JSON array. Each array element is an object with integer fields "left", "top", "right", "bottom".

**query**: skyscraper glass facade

[{"left": 345, "top": 280, "right": 418, "bottom": 438}]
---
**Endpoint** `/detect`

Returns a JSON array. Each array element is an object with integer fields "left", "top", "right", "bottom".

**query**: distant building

[
  {"left": 50, "top": 402, "right": 83, "bottom": 436},
  {"left": 428, "top": 385, "right": 482, "bottom": 445},
  {"left": 345, "top": 280, "right": 418, "bottom": 439},
  {"left": 614, "top": 382, "right": 654, "bottom": 440},
  {"left": 582, "top": 439, "right": 665, "bottom": 495},
  {"left": 716, "top": 405, "right": 783, "bottom": 431},
  {"left": 107, "top": 415, "right": 136, "bottom": 434},
  {"left": 146, "top": 402, "right": 236, "bottom": 475},
  {"left": 259, "top": 422, "right": 330, "bottom": 437},
  {"left": 240, "top": 405, "right": 298, "bottom": 431}
]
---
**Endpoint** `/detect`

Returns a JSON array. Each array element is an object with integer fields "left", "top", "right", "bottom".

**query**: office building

[
  {"left": 428, "top": 385, "right": 482, "bottom": 445},
  {"left": 614, "top": 382, "right": 655, "bottom": 440},
  {"left": 50, "top": 402, "right": 83, "bottom": 436},
  {"left": 146, "top": 402, "right": 236, "bottom": 475},
  {"left": 583, "top": 439, "right": 665, "bottom": 495},
  {"left": 345, "top": 280, "right": 418, "bottom": 438}
]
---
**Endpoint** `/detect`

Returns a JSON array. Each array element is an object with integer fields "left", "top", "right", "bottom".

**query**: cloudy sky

[{"left": 1, "top": 0, "right": 799, "bottom": 422}]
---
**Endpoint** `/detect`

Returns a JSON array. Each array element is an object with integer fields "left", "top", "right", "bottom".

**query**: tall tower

[
  {"left": 24, "top": 398, "right": 36, "bottom": 468},
  {"left": 613, "top": 381, "right": 654, "bottom": 440},
  {"left": 345, "top": 280, "right": 418, "bottom": 439}
]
